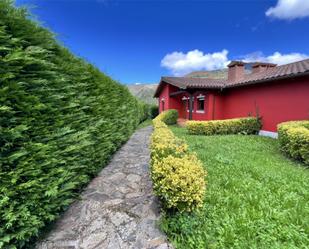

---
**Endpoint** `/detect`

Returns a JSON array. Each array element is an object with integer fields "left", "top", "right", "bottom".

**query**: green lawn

[{"left": 161, "top": 126, "right": 309, "bottom": 249}]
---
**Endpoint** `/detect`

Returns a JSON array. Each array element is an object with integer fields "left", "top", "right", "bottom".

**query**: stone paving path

[{"left": 36, "top": 126, "right": 171, "bottom": 249}]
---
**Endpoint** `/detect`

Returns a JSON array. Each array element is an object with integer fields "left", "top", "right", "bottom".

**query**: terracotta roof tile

[{"left": 162, "top": 77, "right": 226, "bottom": 89}]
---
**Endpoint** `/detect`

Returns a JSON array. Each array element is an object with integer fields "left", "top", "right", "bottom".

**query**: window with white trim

[{"left": 197, "top": 95, "right": 205, "bottom": 113}]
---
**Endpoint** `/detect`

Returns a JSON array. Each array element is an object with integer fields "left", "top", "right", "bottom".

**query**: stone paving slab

[{"left": 36, "top": 126, "right": 172, "bottom": 249}]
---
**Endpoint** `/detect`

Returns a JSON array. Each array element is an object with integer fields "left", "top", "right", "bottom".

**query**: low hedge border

[
  {"left": 278, "top": 121, "right": 309, "bottom": 165},
  {"left": 186, "top": 117, "right": 261, "bottom": 135},
  {"left": 150, "top": 110, "right": 207, "bottom": 212}
]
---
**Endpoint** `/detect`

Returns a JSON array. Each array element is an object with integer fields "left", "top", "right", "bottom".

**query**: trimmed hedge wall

[
  {"left": 137, "top": 102, "right": 159, "bottom": 121},
  {"left": 278, "top": 121, "right": 309, "bottom": 165},
  {"left": 149, "top": 104, "right": 159, "bottom": 119},
  {"left": 0, "top": 2, "right": 144, "bottom": 248},
  {"left": 137, "top": 100, "right": 151, "bottom": 123},
  {"left": 150, "top": 110, "right": 206, "bottom": 212},
  {"left": 186, "top": 117, "right": 261, "bottom": 135}
]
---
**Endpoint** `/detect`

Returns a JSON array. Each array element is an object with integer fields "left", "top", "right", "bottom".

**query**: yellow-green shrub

[
  {"left": 278, "top": 121, "right": 309, "bottom": 165},
  {"left": 186, "top": 117, "right": 261, "bottom": 135},
  {"left": 150, "top": 110, "right": 206, "bottom": 212},
  {"left": 151, "top": 118, "right": 188, "bottom": 161},
  {"left": 152, "top": 155, "right": 206, "bottom": 212},
  {"left": 152, "top": 111, "right": 188, "bottom": 161}
]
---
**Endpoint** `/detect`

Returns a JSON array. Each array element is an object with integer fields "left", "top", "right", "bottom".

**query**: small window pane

[{"left": 198, "top": 99, "right": 204, "bottom": 111}]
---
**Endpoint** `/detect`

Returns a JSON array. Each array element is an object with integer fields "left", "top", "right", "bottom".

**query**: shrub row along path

[{"left": 36, "top": 126, "right": 171, "bottom": 249}]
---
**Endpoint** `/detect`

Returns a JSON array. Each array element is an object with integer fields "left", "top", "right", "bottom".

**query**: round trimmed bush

[
  {"left": 278, "top": 121, "right": 309, "bottom": 165},
  {"left": 158, "top": 109, "right": 178, "bottom": 125}
]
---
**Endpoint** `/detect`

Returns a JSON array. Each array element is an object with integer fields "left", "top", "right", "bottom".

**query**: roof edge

[
  {"left": 153, "top": 78, "right": 165, "bottom": 98},
  {"left": 252, "top": 62, "right": 277, "bottom": 68},
  {"left": 225, "top": 70, "right": 309, "bottom": 89}
]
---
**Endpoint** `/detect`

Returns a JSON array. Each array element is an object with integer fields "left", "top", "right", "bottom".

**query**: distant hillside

[
  {"left": 127, "top": 84, "right": 158, "bottom": 105},
  {"left": 185, "top": 69, "right": 228, "bottom": 79},
  {"left": 185, "top": 65, "right": 252, "bottom": 79}
]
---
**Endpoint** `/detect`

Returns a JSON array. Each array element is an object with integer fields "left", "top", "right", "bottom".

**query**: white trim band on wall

[{"left": 258, "top": 130, "right": 278, "bottom": 139}]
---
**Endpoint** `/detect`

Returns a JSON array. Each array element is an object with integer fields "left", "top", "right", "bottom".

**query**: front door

[{"left": 180, "top": 99, "right": 187, "bottom": 119}]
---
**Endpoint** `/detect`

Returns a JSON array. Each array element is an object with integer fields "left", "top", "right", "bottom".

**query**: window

[
  {"left": 161, "top": 99, "right": 165, "bottom": 111},
  {"left": 197, "top": 96, "right": 205, "bottom": 113},
  {"left": 197, "top": 98, "right": 204, "bottom": 111}
]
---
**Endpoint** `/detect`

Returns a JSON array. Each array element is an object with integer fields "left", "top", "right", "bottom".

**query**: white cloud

[
  {"left": 242, "top": 51, "right": 308, "bottom": 65},
  {"left": 161, "top": 49, "right": 308, "bottom": 76},
  {"left": 266, "top": 52, "right": 309, "bottom": 64},
  {"left": 266, "top": 0, "right": 309, "bottom": 20},
  {"left": 161, "top": 49, "right": 229, "bottom": 76}
]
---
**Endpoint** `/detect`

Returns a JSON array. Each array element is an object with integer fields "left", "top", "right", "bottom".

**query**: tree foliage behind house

[{"left": 0, "top": 1, "right": 144, "bottom": 247}]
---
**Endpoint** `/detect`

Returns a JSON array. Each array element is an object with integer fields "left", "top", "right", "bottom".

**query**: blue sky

[{"left": 16, "top": 0, "right": 309, "bottom": 84}]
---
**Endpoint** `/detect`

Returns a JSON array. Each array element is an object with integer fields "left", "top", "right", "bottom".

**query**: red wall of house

[
  {"left": 158, "top": 83, "right": 169, "bottom": 112},
  {"left": 158, "top": 76, "right": 309, "bottom": 132},
  {"left": 221, "top": 77, "right": 309, "bottom": 131},
  {"left": 210, "top": 93, "right": 225, "bottom": 120},
  {"left": 158, "top": 84, "right": 183, "bottom": 112},
  {"left": 169, "top": 85, "right": 182, "bottom": 110}
]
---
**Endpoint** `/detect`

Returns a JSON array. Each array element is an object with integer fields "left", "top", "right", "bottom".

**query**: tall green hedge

[
  {"left": 137, "top": 100, "right": 150, "bottom": 123},
  {"left": 0, "top": 1, "right": 144, "bottom": 247}
]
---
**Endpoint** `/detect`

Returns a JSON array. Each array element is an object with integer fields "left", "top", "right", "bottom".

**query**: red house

[{"left": 154, "top": 59, "right": 309, "bottom": 137}]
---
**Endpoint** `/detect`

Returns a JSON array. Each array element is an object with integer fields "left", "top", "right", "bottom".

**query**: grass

[
  {"left": 161, "top": 125, "right": 309, "bottom": 249},
  {"left": 137, "top": 119, "right": 152, "bottom": 129}
]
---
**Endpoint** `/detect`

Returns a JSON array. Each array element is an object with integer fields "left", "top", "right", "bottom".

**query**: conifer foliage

[{"left": 0, "top": 1, "right": 144, "bottom": 247}]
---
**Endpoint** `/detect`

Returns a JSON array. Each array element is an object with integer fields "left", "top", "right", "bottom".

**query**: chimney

[
  {"left": 252, "top": 62, "right": 277, "bottom": 74},
  {"left": 227, "top": 61, "right": 245, "bottom": 82}
]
